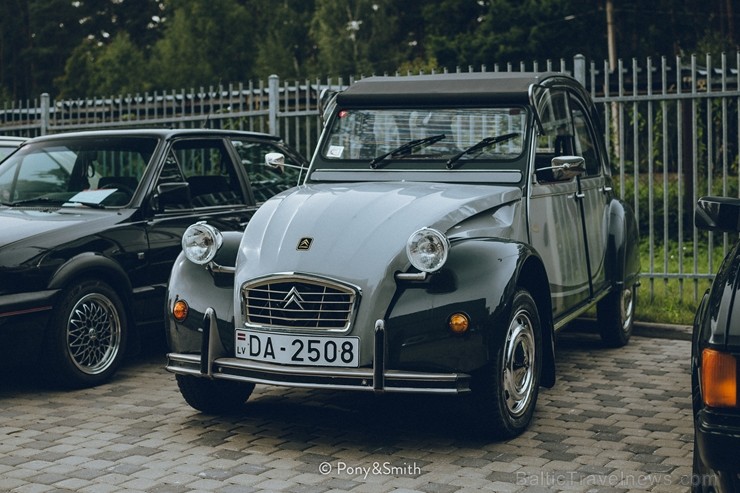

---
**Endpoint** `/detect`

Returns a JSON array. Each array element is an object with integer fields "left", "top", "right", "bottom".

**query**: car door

[
  {"left": 138, "top": 136, "right": 258, "bottom": 324},
  {"left": 569, "top": 95, "right": 609, "bottom": 296},
  {"left": 528, "top": 88, "right": 592, "bottom": 319}
]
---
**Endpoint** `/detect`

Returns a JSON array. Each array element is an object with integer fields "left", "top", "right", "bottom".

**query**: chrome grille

[{"left": 242, "top": 276, "right": 356, "bottom": 331}]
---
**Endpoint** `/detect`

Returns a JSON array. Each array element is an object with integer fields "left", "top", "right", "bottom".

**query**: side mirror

[
  {"left": 536, "top": 155, "right": 585, "bottom": 182},
  {"left": 152, "top": 181, "right": 190, "bottom": 212},
  {"left": 265, "top": 152, "right": 285, "bottom": 174},
  {"left": 695, "top": 196, "right": 740, "bottom": 233}
]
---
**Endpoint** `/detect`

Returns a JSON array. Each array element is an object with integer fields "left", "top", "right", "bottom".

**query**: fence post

[
  {"left": 268, "top": 74, "right": 279, "bottom": 135},
  {"left": 40, "top": 93, "right": 50, "bottom": 135},
  {"left": 573, "top": 54, "right": 586, "bottom": 86}
]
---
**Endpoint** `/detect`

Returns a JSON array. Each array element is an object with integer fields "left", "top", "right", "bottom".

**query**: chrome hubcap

[
  {"left": 503, "top": 309, "right": 536, "bottom": 417},
  {"left": 67, "top": 293, "right": 121, "bottom": 375},
  {"left": 621, "top": 287, "right": 634, "bottom": 333}
]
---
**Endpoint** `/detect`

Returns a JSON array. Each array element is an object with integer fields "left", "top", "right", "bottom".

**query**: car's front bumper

[
  {"left": 695, "top": 407, "right": 740, "bottom": 473},
  {"left": 165, "top": 307, "right": 471, "bottom": 394}
]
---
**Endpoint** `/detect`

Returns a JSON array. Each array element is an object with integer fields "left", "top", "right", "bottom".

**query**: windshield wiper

[
  {"left": 8, "top": 197, "right": 104, "bottom": 209},
  {"left": 445, "top": 132, "right": 520, "bottom": 169},
  {"left": 8, "top": 197, "right": 67, "bottom": 207},
  {"left": 370, "top": 134, "right": 446, "bottom": 169}
]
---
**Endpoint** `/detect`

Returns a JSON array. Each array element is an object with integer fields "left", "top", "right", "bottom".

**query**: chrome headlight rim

[
  {"left": 406, "top": 227, "right": 449, "bottom": 273},
  {"left": 182, "top": 221, "right": 224, "bottom": 265}
]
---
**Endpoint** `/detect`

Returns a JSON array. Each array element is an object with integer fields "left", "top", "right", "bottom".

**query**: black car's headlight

[
  {"left": 406, "top": 227, "right": 449, "bottom": 273},
  {"left": 182, "top": 221, "right": 223, "bottom": 265}
]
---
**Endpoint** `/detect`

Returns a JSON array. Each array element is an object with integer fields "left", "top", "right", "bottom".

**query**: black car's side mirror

[
  {"left": 535, "top": 155, "right": 586, "bottom": 182},
  {"left": 152, "top": 181, "right": 191, "bottom": 212},
  {"left": 264, "top": 152, "right": 285, "bottom": 174},
  {"left": 695, "top": 196, "right": 740, "bottom": 233}
]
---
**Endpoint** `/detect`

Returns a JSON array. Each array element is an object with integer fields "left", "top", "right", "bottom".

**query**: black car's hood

[{"left": 0, "top": 207, "right": 126, "bottom": 249}]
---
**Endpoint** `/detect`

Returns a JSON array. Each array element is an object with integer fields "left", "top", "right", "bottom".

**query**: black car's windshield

[
  {"left": 0, "top": 137, "right": 158, "bottom": 208},
  {"left": 322, "top": 107, "right": 527, "bottom": 167}
]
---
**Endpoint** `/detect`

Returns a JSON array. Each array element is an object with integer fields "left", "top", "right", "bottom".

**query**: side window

[
  {"left": 535, "top": 89, "right": 575, "bottom": 172},
  {"left": 157, "top": 139, "right": 247, "bottom": 209},
  {"left": 231, "top": 138, "right": 302, "bottom": 202},
  {"left": 570, "top": 103, "right": 601, "bottom": 177}
]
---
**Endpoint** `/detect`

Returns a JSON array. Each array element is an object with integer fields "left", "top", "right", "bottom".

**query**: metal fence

[{"left": 2, "top": 53, "right": 740, "bottom": 301}]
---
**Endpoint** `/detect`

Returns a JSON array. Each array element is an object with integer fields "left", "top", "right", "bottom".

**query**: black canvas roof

[{"left": 336, "top": 72, "right": 570, "bottom": 107}]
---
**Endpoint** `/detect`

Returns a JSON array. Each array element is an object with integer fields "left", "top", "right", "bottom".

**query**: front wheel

[
  {"left": 176, "top": 374, "right": 255, "bottom": 414},
  {"left": 44, "top": 279, "right": 128, "bottom": 388},
  {"left": 472, "top": 289, "right": 542, "bottom": 439},
  {"left": 597, "top": 283, "right": 635, "bottom": 347}
]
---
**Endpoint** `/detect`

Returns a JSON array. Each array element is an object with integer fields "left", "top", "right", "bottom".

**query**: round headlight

[
  {"left": 406, "top": 227, "right": 449, "bottom": 273},
  {"left": 182, "top": 222, "right": 223, "bottom": 265}
]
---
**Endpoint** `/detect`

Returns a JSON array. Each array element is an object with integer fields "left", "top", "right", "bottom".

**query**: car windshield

[
  {"left": 322, "top": 107, "right": 527, "bottom": 167},
  {"left": 0, "top": 136, "right": 158, "bottom": 208}
]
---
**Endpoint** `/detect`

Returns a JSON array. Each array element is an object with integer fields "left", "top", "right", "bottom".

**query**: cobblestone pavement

[{"left": 0, "top": 329, "right": 693, "bottom": 493}]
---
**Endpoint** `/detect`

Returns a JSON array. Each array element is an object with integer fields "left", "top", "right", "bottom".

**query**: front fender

[
  {"left": 607, "top": 199, "right": 641, "bottom": 286},
  {"left": 385, "top": 239, "right": 543, "bottom": 374},
  {"left": 165, "top": 231, "right": 242, "bottom": 354}
]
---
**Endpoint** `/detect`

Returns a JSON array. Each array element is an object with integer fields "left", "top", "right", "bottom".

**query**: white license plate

[{"left": 235, "top": 329, "right": 360, "bottom": 367}]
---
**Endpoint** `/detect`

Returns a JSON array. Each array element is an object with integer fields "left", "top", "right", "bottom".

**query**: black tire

[
  {"left": 44, "top": 279, "right": 128, "bottom": 388},
  {"left": 472, "top": 289, "right": 542, "bottom": 439},
  {"left": 597, "top": 283, "right": 635, "bottom": 347},
  {"left": 176, "top": 374, "right": 255, "bottom": 414}
]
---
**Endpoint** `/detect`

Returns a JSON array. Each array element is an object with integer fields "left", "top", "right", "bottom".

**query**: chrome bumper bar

[{"left": 165, "top": 307, "right": 471, "bottom": 394}]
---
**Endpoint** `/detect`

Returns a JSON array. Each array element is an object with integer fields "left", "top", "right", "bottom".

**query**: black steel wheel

[
  {"left": 597, "top": 283, "right": 635, "bottom": 347},
  {"left": 472, "top": 289, "right": 542, "bottom": 439}
]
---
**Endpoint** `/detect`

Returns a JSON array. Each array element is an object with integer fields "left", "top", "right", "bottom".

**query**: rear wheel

[
  {"left": 176, "top": 374, "right": 255, "bottom": 414},
  {"left": 472, "top": 289, "right": 542, "bottom": 439},
  {"left": 597, "top": 283, "right": 635, "bottom": 347},
  {"left": 44, "top": 279, "right": 127, "bottom": 388}
]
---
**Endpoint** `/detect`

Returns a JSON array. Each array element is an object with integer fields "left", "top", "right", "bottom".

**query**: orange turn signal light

[
  {"left": 448, "top": 313, "right": 470, "bottom": 334},
  {"left": 701, "top": 348, "right": 738, "bottom": 408},
  {"left": 173, "top": 299, "right": 189, "bottom": 322}
]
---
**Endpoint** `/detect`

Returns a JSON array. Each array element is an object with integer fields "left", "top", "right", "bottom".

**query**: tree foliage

[{"left": 1, "top": 0, "right": 739, "bottom": 102}]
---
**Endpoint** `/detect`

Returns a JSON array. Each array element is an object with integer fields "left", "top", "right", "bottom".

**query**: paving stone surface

[{"left": 0, "top": 329, "right": 694, "bottom": 492}]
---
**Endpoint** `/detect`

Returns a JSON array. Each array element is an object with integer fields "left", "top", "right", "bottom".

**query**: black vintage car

[
  {"left": 692, "top": 196, "right": 740, "bottom": 492},
  {"left": 165, "top": 72, "right": 641, "bottom": 438},
  {"left": 0, "top": 128, "right": 306, "bottom": 388}
]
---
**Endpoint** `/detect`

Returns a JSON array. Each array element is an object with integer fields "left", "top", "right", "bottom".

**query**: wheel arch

[
  {"left": 47, "top": 252, "right": 134, "bottom": 324},
  {"left": 606, "top": 199, "right": 641, "bottom": 287}
]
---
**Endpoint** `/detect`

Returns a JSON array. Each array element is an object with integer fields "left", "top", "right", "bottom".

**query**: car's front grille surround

[{"left": 241, "top": 274, "right": 359, "bottom": 332}]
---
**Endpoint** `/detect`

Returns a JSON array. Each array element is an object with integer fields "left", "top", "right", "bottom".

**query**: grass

[{"left": 634, "top": 236, "right": 730, "bottom": 325}]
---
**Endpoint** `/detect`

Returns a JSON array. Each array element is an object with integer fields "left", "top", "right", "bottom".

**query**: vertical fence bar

[
  {"left": 647, "top": 57, "right": 655, "bottom": 298},
  {"left": 632, "top": 58, "right": 640, "bottom": 299},
  {"left": 661, "top": 57, "right": 669, "bottom": 293},
  {"left": 706, "top": 54, "right": 714, "bottom": 276},
  {"left": 40, "top": 93, "right": 49, "bottom": 135},
  {"left": 691, "top": 55, "right": 699, "bottom": 300},
  {"left": 677, "top": 55, "right": 685, "bottom": 299},
  {"left": 268, "top": 74, "right": 279, "bottom": 137}
]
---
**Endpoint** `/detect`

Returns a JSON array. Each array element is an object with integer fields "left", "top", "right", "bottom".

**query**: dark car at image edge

[{"left": 692, "top": 196, "right": 740, "bottom": 492}]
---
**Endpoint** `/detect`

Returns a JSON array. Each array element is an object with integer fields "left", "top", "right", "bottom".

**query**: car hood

[
  {"left": 235, "top": 180, "right": 521, "bottom": 285},
  {"left": 0, "top": 207, "right": 122, "bottom": 249}
]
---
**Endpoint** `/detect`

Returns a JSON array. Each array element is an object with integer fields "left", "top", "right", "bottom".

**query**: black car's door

[{"left": 135, "top": 137, "right": 258, "bottom": 324}]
